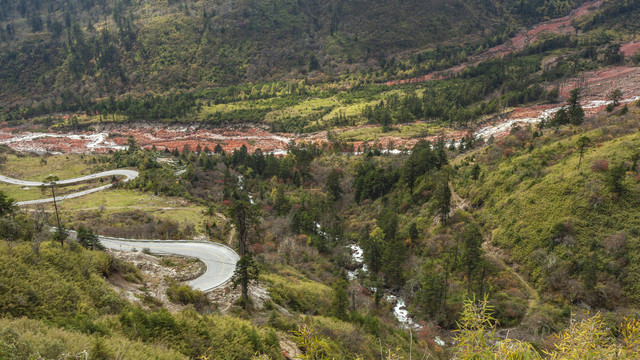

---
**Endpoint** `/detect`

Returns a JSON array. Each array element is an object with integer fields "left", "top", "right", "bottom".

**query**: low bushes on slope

[
  {"left": 456, "top": 114, "right": 640, "bottom": 307},
  {"left": 0, "top": 317, "right": 186, "bottom": 360},
  {"left": 0, "top": 242, "right": 123, "bottom": 324}
]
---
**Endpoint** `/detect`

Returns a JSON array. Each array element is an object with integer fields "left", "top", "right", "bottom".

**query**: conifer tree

[{"left": 228, "top": 185, "right": 260, "bottom": 310}]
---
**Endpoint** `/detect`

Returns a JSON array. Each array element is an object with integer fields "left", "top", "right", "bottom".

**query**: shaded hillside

[{"left": 0, "top": 0, "right": 588, "bottom": 106}]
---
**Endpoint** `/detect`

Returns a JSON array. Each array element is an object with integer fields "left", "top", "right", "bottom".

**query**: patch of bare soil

[
  {"left": 206, "top": 281, "right": 272, "bottom": 314},
  {"left": 107, "top": 248, "right": 277, "bottom": 316},
  {"left": 106, "top": 249, "right": 205, "bottom": 311},
  {"left": 279, "top": 333, "right": 302, "bottom": 360}
]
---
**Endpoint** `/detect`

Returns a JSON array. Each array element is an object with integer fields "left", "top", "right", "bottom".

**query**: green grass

[
  {"left": 0, "top": 154, "right": 92, "bottom": 181},
  {"left": 481, "top": 130, "right": 639, "bottom": 249},
  {"left": 337, "top": 121, "right": 443, "bottom": 142},
  {"left": 0, "top": 317, "right": 188, "bottom": 360},
  {"left": 0, "top": 180, "right": 107, "bottom": 202},
  {"left": 53, "top": 188, "right": 207, "bottom": 233},
  {"left": 261, "top": 265, "right": 334, "bottom": 315},
  {"left": 0, "top": 152, "right": 208, "bottom": 235},
  {"left": 455, "top": 114, "right": 640, "bottom": 303},
  {"left": 322, "top": 97, "right": 381, "bottom": 120},
  {"left": 199, "top": 99, "right": 273, "bottom": 117},
  {"left": 264, "top": 97, "right": 338, "bottom": 122}
]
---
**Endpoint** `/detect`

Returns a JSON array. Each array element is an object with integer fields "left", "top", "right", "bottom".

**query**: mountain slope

[
  {"left": 0, "top": 0, "right": 588, "bottom": 106},
  {"left": 455, "top": 107, "right": 640, "bottom": 308}
]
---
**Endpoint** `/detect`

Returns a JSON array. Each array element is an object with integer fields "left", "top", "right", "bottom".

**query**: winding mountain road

[
  {"left": 99, "top": 237, "right": 239, "bottom": 291},
  {"left": 0, "top": 169, "right": 139, "bottom": 206},
  {"left": 3, "top": 169, "right": 239, "bottom": 291}
]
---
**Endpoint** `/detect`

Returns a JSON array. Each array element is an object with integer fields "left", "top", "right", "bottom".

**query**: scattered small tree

[
  {"left": 470, "top": 163, "right": 481, "bottom": 181},
  {"left": 608, "top": 89, "right": 623, "bottom": 108},
  {"left": 606, "top": 163, "right": 626, "bottom": 196},
  {"left": 0, "top": 191, "right": 16, "bottom": 217},
  {"left": 127, "top": 135, "right": 137, "bottom": 152},
  {"left": 552, "top": 107, "right": 569, "bottom": 126},
  {"left": 331, "top": 278, "right": 349, "bottom": 320},
  {"left": 363, "top": 225, "right": 384, "bottom": 275},
  {"left": 408, "top": 222, "right": 419, "bottom": 242},
  {"left": 228, "top": 186, "right": 260, "bottom": 310},
  {"left": 619, "top": 104, "right": 629, "bottom": 116},
  {"left": 325, "top": 168, "right": 343, "bottom": 202},
  {"left": 435, "top": 177, "right": 451, "bottom": 224},
  {"left": 77, "top": 225, "right": 104, "bottom": 250},
  {"left": 41, "top": 174, "right": 66, "bottom": 246},
  {"left": 553, "top": 89, "right": 584, "bottom": 126},
  {"left": 567, "top": 88, "right": 584, "bottom": 125},
  {"left": 576, "top": 135, "right": 591, "bottom": 170},
  {"left": 0, "top": 217, "right": 20, "bottom": 255},
  {"left": 272, "top": 186, "right": 290, "bottom": 215},
  {"left": 214, "top": 143, "right": 225, "bottom": 155}
]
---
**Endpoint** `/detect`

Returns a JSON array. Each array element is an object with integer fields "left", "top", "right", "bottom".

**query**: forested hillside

[
  {"left": 1, "top": 99, "right": 639, "bottom": 359},
  {"left": 455, "top": 109, "right": 640, "bottom": 308},
  {"left": 0, "top": 0, "right": 589, "bottom": 106},
  {"left": 2, "top": 0, "right": 640, "bottom": 358}
]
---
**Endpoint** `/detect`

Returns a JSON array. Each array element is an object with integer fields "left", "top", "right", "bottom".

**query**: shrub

[
  {"left": 503, "top": 148, "right": 515, "bottom": 157},
  {"left": 261, "top": 270, "right": 333, "bottom": 315},
  {"left": 0, "top": 317, "right": 186, "bottom": 360},
  {"left": 491, "top": 291, "right": 528, "bottom": 327},
  {"left": 166, "top": 281, "right": 210, "bottom": 309},
  {"left": 619, "top": 105, "right": 629, "bottom": 115},
  {"left": 0, "top": 243, "right": 123, "bottom": 322},
  {"left": 591, "top": 159, "right": 609, "bottom": 172},
  {"left": 108, "top": 256, "right": 143, "bottom": 283},
  {"left": 604, "top": 232, "right": 627, "bottom": 255}
]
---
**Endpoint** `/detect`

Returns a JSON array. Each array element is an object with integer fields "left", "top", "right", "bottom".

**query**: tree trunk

[
  {"left": 577, "top": 149, "right": 584, "bottom": 170},
  {"left": 51, "top": 186, "right": 63, "bottom": 246},
  {"left": 242, "top": 265, "right": 249, "bottom": 311}
]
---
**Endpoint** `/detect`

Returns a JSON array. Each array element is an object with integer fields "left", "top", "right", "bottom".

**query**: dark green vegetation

[
  {"left": 4, "top": 0, "right": 638, "bottom": 135},
  {"left": 455, "top": 106, "right": 640, "bottom": 312},
  {"left": 0, "top": 244, "right": 282, "bottom": 359},
  {"left": 1, "top": 105, "right": 640, "bottom": 359},
  {"left": 3, "top": 28, "right": 631, "bottom": 134},
  {"left": 0, "top": 0, "right": 590, "bottom": 105},
  {"left": 2, "top": 0, "right": 640, "bottom": 358},
  {"left": 0, "top": 144, "right": 430, "bottom": 358}
]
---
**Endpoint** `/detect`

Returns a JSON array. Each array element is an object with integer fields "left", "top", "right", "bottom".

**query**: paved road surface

[
  {"left": 4, "top": 169, "right": 239, "bottom": 291},
  {"left": 100, "top": 237, "right": 239, "bottom": 291},
  {"left": 0, "top": 169, "right": 139, "bottom": 206}
]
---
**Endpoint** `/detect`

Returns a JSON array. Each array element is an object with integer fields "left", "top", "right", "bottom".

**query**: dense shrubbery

[
  {"left": 453, "top": 296, "right": 640, "bottom": 359},
  {"left": 0, "top": 0, "right": 623, "bottom": 133},
  {"left": 117, "top": 307, "right": 283, "bottom": 359},
  {"left": 166, "top": 281, "right": 210, "bottom": 309},
  {"left": 0, "top": 317, "right": 187, "bottom": 360},
  {"left": 455, "top": 112, "right": 640, "bottom": 308},
  {"left": 0, "top": 242, "right": 122, "bottom": 322}
]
